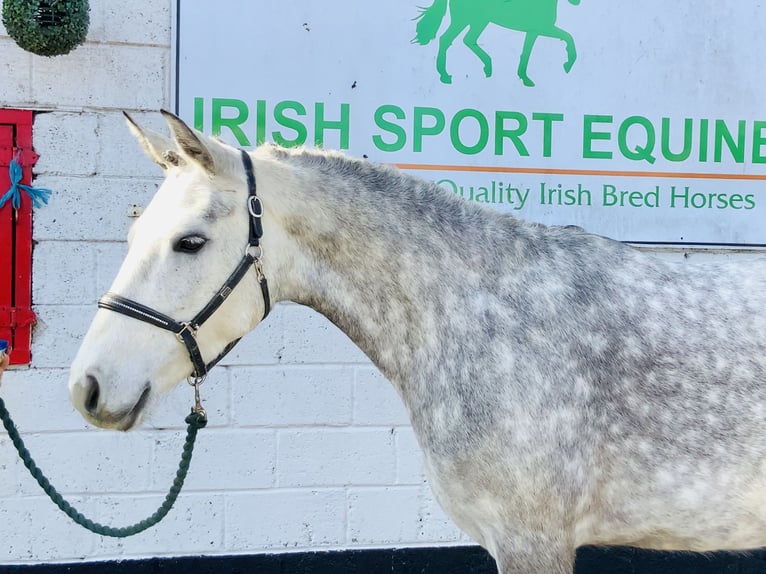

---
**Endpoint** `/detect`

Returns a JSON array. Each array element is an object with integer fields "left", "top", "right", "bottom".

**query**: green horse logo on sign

[{"left": 414, "top": 0, "right": 581, "bottom": 86}]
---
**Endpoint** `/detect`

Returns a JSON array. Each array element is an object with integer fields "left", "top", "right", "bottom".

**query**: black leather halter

[{"left": 98, "top": 150, "right": 271, "bottom": 381}]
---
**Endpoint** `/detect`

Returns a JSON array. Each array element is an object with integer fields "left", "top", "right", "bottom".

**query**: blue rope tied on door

[{"left": 0, "top": 151, "right": 52, "bottom": 210}]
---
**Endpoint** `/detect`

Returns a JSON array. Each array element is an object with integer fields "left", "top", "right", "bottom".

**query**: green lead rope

[{"left": 0, "top": 396, "right": 207, "bottom": 538}]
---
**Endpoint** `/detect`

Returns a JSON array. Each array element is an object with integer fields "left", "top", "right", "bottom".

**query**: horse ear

[
  {"left": 124, "top": 112, "right": 183, "bottom": 170},
  {"left": 160, "top": 109, "right": 216, "bottom": 174}
]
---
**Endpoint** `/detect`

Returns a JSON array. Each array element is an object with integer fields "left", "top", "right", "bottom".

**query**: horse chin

[{"left": 119, "top": 385, "right": 151, "bottom": 431}]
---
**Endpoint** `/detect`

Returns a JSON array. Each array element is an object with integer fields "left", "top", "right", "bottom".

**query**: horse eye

[{"left": 174, "top": 235, "right": 207, "bottom": 253}]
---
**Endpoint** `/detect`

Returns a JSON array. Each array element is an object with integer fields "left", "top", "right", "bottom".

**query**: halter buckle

[
  {"left": 248, "top": 196, "right": 264, "bottom": 218},
  {"left": 175, "top": 322, "right": 199, "bottom": 343}
]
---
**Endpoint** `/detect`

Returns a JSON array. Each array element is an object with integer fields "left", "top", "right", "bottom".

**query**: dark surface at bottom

[{"left": 3, "top": 545, "right": 766, "bottom": 573}]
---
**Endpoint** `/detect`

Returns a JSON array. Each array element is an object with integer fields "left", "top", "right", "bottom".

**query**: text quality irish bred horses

[{"left": 69, "top": 112, "right": 766, "bottom": 574}]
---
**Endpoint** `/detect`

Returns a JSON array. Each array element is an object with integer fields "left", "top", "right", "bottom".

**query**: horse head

[{"left": 68, "top": 112, "right": 269, "bottom": 430}]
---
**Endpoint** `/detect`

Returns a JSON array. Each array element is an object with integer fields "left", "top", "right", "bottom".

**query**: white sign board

[{"left": 175, "top": 1, "right": 766, "bottom": 246}]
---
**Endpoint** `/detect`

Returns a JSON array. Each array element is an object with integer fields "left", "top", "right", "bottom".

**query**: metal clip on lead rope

[{"left": 188, "top": 375, "right": 207, "bottom": 422}]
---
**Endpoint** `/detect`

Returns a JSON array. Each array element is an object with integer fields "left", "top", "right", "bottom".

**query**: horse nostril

[{"left": 85, "top": 374, "right": 100, "bottom": 414}]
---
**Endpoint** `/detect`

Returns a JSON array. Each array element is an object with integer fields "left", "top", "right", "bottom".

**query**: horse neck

[{"left": 255, "top": 147, "right": 485, "bottom": 385}]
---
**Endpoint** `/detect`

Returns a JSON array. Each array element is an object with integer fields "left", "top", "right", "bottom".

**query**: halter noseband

[{"left": 98, "top": 149, "right": 271, "bottom": 382}]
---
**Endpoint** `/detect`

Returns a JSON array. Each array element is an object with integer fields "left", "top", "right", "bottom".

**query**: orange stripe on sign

[{"left": 394, "top": 164, "right": 766, "bottom": 181}]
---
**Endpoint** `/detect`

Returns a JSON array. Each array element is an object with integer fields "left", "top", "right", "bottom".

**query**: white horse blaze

[{"left": 70, "top": 111, "right": 766, "bottom": 574}]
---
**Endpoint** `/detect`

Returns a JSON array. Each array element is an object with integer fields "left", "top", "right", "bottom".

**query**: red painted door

[
  {"left": 0, "top": 109, "right": 37, "bottom": 364},
  {"left": 0, "top": 124, "right": 13, "bottom": 350}
]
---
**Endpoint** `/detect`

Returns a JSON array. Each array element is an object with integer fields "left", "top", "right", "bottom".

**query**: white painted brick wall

[
  {"left": 0, "top": 0, "right": 464, "bottom": 563},
  {"left": 277, "top": 429, "right": 397, "bottom": 487},
  {"left": 231, "top": 365, "right": 355, "bottom": 427},
  {"left": 225, "top": 489, "right": 347, "bottom": 551}
]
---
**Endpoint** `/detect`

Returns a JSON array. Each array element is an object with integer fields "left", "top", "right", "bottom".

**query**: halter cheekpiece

[{"left": 98, "top": 150, "right": 271, "bottom": 392}]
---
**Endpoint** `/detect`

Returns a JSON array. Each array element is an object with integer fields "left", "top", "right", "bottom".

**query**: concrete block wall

[{"left": 0, "top": 0, "right": 464, "bottom": 564}]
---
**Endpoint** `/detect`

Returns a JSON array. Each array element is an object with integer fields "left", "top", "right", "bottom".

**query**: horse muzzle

[{"left": 69, "top": 373, "right": 151, "bottom": 431}]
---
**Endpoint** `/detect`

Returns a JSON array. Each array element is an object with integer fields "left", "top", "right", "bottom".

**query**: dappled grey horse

[{"left": 69, "top": 111, "right": 766, "bottom": 573}]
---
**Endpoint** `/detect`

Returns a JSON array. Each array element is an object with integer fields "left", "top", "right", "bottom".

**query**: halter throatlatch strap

[
  {"left": 97, "top": 149, "right": 270, "bottom": 380},
  {"left": 242, "top": 150, "right": 263, "bottom": 249},
  {"left": 241, "top": 149, "right": 271, "bottom": 320}
]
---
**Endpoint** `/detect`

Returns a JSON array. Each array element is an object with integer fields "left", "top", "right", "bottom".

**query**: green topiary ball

[{"left": 2, "top": 0, "right": 90, "bottom": 57}]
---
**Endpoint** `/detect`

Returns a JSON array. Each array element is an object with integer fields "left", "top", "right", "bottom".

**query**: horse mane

[
  {"left": 253, "top": 144, "right": 621, "bottom": 296},
  {"left": 260, "top": 143, "right": 527, "bottom": 234}
]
